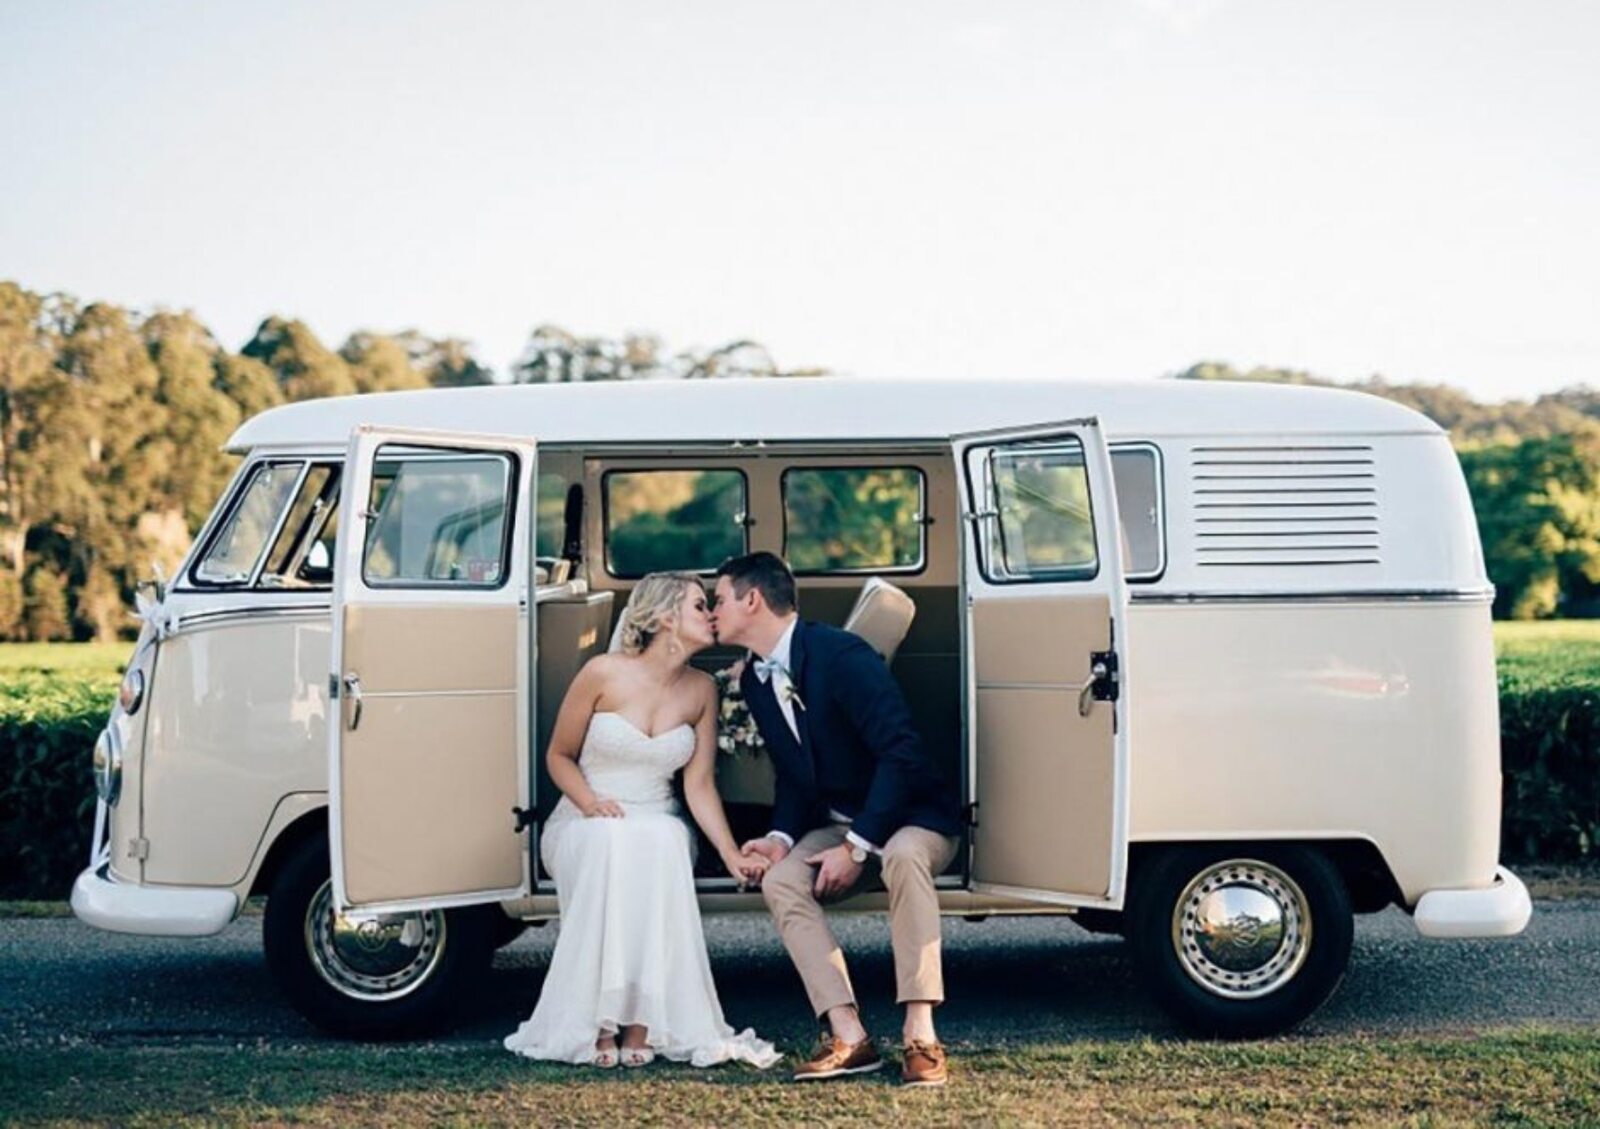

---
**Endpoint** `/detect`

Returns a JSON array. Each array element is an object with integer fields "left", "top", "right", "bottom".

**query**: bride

[{"left": 503, "top": 572, "right": 781, "bottom": 1069}]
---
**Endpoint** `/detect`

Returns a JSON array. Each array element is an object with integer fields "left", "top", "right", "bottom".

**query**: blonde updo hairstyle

[{"left": 617, "top": 571, "right": 703, "bottom": 656}]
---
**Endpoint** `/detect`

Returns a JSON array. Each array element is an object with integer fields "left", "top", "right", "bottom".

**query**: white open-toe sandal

[{"left": 621, "top": 1045, "right": 656, "bottom": 1068}]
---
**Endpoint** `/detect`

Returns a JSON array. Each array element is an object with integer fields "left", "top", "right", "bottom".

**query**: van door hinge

[
  {"left": 129, "top": 837, "right": 150, "bottom": 861},
  {"left": 1089, "top": 650, "right": 1119, "bottom": 702},
  {"left": 964, "top": 802, "right": 979, "bottom": 829}
]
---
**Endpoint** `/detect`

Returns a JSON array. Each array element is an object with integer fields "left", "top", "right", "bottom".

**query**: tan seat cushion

[{"left": 842, "top": 577, "right": 916, "bottom": 663}]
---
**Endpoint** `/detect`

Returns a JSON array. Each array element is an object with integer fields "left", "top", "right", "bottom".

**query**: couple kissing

[{"left": 503, "top": 551, "right": 963, "bottom": 1086}]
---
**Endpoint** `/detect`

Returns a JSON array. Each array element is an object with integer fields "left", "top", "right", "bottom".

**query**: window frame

[
  {"left": 975, "top": 439, "right": 1103, "bottom": 586},
  {"left": 599, "top": 466, "right": 751, "bottom": 580},
  {"left": 1109, "top": 441, "right": 1168, "bottom": 584},
  {"left": 358, "top": 447, "right": 519, "bottom": 592},
  {"left": 779, "top": 464, "right": 929, "bottom": 577},
  {"left": 186, "top": 458, "right": 311, "bottom": 591}
]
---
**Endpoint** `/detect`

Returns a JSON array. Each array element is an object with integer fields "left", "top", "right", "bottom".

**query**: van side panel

[
  {"left": 141, "top": 615, "right": 331, "bottom": 886},
  {"left": 1126, "top": 599, "right": 1501, "bottom": 902}
]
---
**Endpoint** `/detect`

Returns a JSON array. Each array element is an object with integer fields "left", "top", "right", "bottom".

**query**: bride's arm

[
  {"left": 682, "top": 675, "right": 762, "bottom": 879},
  {"left": 546, "top": 658, "right": 622, "bottom": 818}
]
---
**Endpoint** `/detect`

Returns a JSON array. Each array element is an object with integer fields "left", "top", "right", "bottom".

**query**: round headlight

[
  {"left": 118, "top": 668, "right": 145, "bottom": 715},
  {"left": 93, "top": 729, "right": 122, "bottom": 805}
]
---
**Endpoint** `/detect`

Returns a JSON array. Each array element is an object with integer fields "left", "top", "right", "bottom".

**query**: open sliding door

[
  {"left": 330, "top": 425, "right": 537, "bottom": 915},
  {"left": 956, "top": 418, "right": 1131, "bottom": 908}
]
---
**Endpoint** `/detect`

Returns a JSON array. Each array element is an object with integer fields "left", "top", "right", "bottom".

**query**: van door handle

[
  {"left": 343, "top": 673, "right": 363, "bottom": 731},
  {"left": 1078, "top": 652, "right": 1119, "bottom": 716}
]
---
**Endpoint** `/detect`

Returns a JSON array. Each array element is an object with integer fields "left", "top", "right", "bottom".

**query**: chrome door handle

[
  {"left": 1077, "top": 664, "right": 1105, "bottom": 717},
  {"left": 1078, "top": 652, "right": 1120, "bottom": 717},
  {"left": 344, "top": 673, "right": 363, "bottom": 731}
]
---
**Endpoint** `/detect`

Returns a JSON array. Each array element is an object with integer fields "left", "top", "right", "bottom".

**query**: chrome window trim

[
  {"left": 1128, "top": 587, "right": 1494, "bottom": 606},
  {"left": 245, "top": 462, "right": 314, "bottom": 589},
  {"left": 161, "top": 603, "right": 330, "bottom": 638},
  {"left": 187, "top": 459, "right": 309, "bottom": 590},
  {"left": 1109, "top": 441, "right": 1167, "bottom": 584}
]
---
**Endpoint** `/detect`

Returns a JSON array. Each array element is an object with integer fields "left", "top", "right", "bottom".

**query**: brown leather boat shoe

[
  {"left": 901, "top": 1039, "right": 948, "bottom": 1087},
  {"left": 792, "top": 1033, "right": 883, "bottom": 1081}
]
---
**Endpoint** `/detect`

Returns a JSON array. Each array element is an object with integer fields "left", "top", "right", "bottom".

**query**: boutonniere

[{"left": 782, "top": 682, "right": 806, "bottom": 712}]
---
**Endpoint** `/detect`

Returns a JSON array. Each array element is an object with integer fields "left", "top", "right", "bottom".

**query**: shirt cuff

[
  {"left": 765, "top": 830, "right": 795, "bottom": 849},
  {"left": 845, "top": 830, "right": 881, "bottom": 856}
]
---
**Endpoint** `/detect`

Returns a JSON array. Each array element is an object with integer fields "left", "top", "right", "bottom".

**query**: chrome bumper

[
  {"left": 71, "top": 863, "right": 238, "bottom": 937},
  {"left": 1413, "top": 865, "right": 1532, "bottom": 938}
]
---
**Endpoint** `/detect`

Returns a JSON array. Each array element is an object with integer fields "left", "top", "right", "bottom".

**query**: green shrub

[
  {"left": 0, "top": 674, "right": 115, "bottom": 898},
  {"left": 1499, "top": 681, "right": 1600, "bottom": 860}
]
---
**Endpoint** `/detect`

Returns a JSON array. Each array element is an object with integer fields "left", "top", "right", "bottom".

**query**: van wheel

[
  {"left": 1128, "top": 845, "right": 1352, "bottom": 1038},
  {"left": 263, "top": 836, "right": 495, "bottom": 1039}
]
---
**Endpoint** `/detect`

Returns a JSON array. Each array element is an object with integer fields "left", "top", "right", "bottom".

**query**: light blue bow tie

[{"left": 752, "top": 657, "right": 785, "bottom": 684}]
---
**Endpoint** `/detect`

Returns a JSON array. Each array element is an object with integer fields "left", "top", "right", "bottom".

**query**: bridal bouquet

[{"left": 712, "top": 659, "right": 766, "bottom": 758}]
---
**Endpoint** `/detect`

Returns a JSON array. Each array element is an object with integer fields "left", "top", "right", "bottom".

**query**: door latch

[
  {"left": 343, "top": 673, "right": 363, "bottom": 731},
  {"left": 1077, "top": 650, "right": 1120, "bottom": 716}
]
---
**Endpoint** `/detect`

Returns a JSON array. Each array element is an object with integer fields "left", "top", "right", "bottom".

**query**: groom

[{"left": 711, "top": 552, "right": 963, "bottom": 1087}]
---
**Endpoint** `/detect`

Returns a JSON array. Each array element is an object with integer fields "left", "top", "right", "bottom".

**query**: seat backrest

[{"left": 842, "top": 577, "right": 916, "bottom": 663}]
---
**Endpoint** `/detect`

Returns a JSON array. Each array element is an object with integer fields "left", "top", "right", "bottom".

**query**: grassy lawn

[
  {"left": 0, "top": 642, "right": 128, "bottom": 680},
  {"left": 1, "top": 1030, "right": 1596, "bottom": 1127},
  {"left": 1494, "top": 619, "right": 1600, "bottom": 690}
]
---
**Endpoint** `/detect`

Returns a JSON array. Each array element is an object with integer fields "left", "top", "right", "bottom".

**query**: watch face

[{"left": 850, "top": 846, "right": 868, "bottom": 863}]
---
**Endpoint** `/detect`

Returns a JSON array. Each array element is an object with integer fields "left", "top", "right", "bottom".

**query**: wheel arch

[
  {"left": 246, "top": 798, "right": 328, "bottom": 900},
  {"left": 1127, "top": 837, "right": 1402, "bottom": 915}
]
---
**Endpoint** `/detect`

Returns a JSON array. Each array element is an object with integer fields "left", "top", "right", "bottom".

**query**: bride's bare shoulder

[{"left": 574, "top": 652, "right": 632, "bottom": 692}]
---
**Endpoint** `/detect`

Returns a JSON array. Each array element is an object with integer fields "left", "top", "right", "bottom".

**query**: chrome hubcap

[
  {"left": 304, "top": 880, "right": 446, "bottom": 1002},
  {"left": 1172, "top": 859, "right": 1311, "bottom": 1000}
]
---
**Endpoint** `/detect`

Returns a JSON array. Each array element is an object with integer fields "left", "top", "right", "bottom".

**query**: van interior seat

[{"left": 841, "top": 576, "right": 917, "bottom": 663}]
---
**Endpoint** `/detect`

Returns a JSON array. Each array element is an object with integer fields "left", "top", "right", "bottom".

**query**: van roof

[{"left": 225, "top": 377, "right": 1442, "bottom": 453}]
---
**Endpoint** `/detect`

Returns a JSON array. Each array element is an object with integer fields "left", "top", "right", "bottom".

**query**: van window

[
  {"left": 782, "top": 467, "right": 925, "bottom": 573},
  {"left": 537, "top": 471, "right": 569, "bottom": 559},
  {"left": 192, "top": 461, "right": 305, "bottom": 585},
  {"left": 604, "top": 469, "right": 747, "bottom": 577},
  {"left": 987, "top": 442, "right": 1098, "bottom": 581},
  {"left": 258, "top": 464, "right": 339, "bottom": 588},
  {"left": 1110, "top": 446, "right": 1165, "bottom": 581},
  {"left": 361, "top": 451, "right": 514, "bottom": 587}
]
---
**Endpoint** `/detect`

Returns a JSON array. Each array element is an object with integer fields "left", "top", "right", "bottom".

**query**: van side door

[
  {"left": 329, "top": 425, "right": 537, "bottom": 915},
  {"left": 955, "top": 418, "right": 1131, "bottom": 908}
]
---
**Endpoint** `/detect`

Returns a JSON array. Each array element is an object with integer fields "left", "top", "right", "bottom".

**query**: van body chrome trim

[
  {"left": 164, "top": 604, "right": 330, "bottom": 635},
  {"left": 1129, "top": 587, "right": 1494, "bottom": 605}
]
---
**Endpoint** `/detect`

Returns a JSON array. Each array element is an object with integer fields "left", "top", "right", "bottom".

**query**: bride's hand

[
  {"left": 582, "top": 797, "right": 625, "bottom": 818},
  {"left": 721, "top": 847, "right": 768, "bottom": 886}
]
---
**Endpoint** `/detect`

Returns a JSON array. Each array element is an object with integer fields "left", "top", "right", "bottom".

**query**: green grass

[
  {"left": 1494, "top": 620, "right": 1600, "bottom": 692},
  {"left": 0, "top": 642, "right": 128, "bottom": 680},
  {"left": 2, "top": 1030, "right": 1597, "bottom": 1127}
]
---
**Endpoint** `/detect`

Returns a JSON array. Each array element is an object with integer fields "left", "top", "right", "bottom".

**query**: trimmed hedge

[
  {"left": 0, "top": 671, "right": 1596, "bottom": 900},
  {"left": 0, "top": 675, "right": 116, "bottom": 899}
]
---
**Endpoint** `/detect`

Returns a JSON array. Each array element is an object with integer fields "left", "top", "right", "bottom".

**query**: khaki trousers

[{"left": 761, "top": 823, "right": 960, "bottom": 1017}]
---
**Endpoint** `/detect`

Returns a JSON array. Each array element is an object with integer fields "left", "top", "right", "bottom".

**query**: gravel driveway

[{"left": 4, "top": 900, "right": 1598, "bottom": 1050}]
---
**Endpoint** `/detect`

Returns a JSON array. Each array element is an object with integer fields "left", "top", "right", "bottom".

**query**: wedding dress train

[{"left": 503, "top": 711, "right": 780, "bottom": 1068}]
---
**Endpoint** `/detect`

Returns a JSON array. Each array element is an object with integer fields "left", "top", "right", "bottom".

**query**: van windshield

[{"left": 193, "top": 463, "right": 304, "bottom": 585}]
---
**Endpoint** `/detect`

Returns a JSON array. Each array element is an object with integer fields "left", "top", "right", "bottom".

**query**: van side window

[
  {"left": 1109, "top": 446, "right": 1165, "bottom": 581},
  {"left": 603, "top": 469, "right": 747, "bottom": 577},
  {"left": 782, "top": 467, "right": 926, "bottom": 574},
  {"left": 986, "top": 442, "right": 1098, "bottom": 581},
  {"left": 361, "top": 451, "right": 514, "bottom": 587},
  {"left": 536, "top": 470, "right": 569, "bottom": 559},
  {"left": 192, "top": 461, "right": 305, "bottom": 586},
  {"left": 258, "top": 464, "right": 340, "bottom": 588}
]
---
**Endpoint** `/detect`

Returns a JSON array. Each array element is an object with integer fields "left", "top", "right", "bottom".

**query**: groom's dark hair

[{"left": 716, "top": 552, "right": 797, "bottom": 615}]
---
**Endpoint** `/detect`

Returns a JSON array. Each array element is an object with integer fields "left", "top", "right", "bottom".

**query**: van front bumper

[
  {"left": 71, "top": 863, "right": 238, "bottom": 937},
  {"left": 1413, "top": 866, "right": 1532, "bottom": 938}
]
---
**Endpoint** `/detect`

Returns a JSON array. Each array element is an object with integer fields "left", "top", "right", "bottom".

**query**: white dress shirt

[{"left": 758, "top": 619, "right": 881, "bottom": 857}]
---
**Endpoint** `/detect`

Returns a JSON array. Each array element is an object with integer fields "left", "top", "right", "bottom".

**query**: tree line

[{"left": 0, "top": 278, "right": 1593, "bottom": 639}]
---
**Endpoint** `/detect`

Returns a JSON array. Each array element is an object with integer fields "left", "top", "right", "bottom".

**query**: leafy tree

[
  {"left": 22, "top": 565, "right": 71, "bottom": 641},
  {"left": 1458, "top": 437, "right": 1600, "bottom": 619},
  {"left": 242, "top": 317, "right": 357, "bottom": 400},
  {"left": 341, "top": 332, "right": 431, "bottom": 394},
  {"left": 143, "top": 311, "right": 243, "bottom": 529},
  {"left": 214, "top": 353, "right": 285, "bottom": 419}
]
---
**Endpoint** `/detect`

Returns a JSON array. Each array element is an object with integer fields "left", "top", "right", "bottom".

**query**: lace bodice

[{"left": 575, "top": 711, "right": 696, "bottom": 804}]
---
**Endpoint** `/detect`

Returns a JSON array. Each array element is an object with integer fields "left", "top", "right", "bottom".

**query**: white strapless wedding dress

[{"left": 502, "top": 711, "right": 780, "bottom": 1068}]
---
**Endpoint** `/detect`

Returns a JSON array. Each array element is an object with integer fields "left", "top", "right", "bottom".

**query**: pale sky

[{"left": 2, "top": 1, "right": 1596, "bottom": 401}]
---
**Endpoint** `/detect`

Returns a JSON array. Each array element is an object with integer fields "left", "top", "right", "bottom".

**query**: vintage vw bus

[{"left": 72, "top": 377, "right": 1531, "bottom": 1039}]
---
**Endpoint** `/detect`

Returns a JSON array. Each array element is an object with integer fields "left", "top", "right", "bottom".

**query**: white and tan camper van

[{"left": 72, "top": 378, "right": 1531, "bottom": 1038}]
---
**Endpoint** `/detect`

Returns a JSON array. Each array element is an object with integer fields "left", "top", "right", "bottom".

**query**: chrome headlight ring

[
  {"left": 93, "top": 727, "right": 123, "bottom": 806},
  {"left": 118, "top": 667, "right": 146, "bottom": 715}
]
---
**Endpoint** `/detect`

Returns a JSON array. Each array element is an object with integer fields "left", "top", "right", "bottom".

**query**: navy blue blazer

[{"left": 739, "top": 620, "right": 962, "bottom": 847}]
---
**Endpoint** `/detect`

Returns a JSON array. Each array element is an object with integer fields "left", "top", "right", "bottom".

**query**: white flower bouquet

[{"left": 712, "top": 659, "right": 767, "bottom": 758}]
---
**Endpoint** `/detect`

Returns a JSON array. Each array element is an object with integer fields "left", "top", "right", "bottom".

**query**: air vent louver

[{"left": 1190, "top": 445, "right": 1379, "bottom": 568}]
